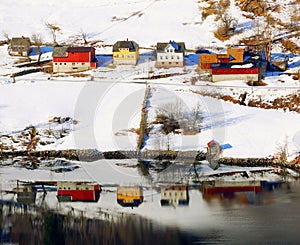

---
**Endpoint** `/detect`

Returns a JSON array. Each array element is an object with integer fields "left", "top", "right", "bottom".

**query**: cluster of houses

[{"left": 9, "top": 36, "right": 268, "bottom": 82}]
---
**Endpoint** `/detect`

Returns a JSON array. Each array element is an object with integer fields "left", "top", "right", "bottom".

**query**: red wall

[
  {"left": 54, "top": 52, "right": 91, "bottom": 63},
  {"left": 212, "top": 67, "right": 259, "bottom": 75}
]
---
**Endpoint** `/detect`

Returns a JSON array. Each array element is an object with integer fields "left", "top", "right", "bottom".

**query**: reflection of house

[
  {"left": 57, "top": 181, "right": 101, "bottom": 202},
  {"left": 9, "top": 37, "right": 31, "bottom": 57},
  {"left": 52, "top": 46, "right": 97, "bottom": 73},
  {"left": 117, "top": 186, "right": 143, "bottom": 207},
  {"left": 202, "top": 180, "right": 262, "bottom": 200},
  {"left": 198, "top": 46, "right": 267, "bottom": 82},
  {"left": 160, "top": 185, "right": 189, "bottom": 206},
  {"left": 156, "top": 41, "right": 186, "bottom": 68},
  {"left": 113, "top": 39, "right": 139, "bottom": 65},
  {"left": 14, "top": 184, "right": 37, "bottom": 204}
]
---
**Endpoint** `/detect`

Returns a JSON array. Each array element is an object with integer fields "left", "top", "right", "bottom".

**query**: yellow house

[{"left": 113, "top": 39, "right": 139, "bottom": 65}]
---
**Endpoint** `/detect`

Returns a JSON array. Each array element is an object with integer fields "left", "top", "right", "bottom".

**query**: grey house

[{"left": 9, "top": 37, "right": 31, "bottom": 57}]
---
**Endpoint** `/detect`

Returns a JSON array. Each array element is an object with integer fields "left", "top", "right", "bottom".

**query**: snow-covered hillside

[{"left": 0, "top": 0, "right": 299, "bottom": 159}]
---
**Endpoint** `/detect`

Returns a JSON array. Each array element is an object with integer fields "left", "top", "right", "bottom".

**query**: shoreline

[{"left": 1, "top": 149, "right": 299, "bottom": 172}]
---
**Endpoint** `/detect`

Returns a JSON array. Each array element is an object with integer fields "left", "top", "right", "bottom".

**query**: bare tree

[
  {"left": 2, "top": 31, "right": 10, "bottom": 43},
  {"left": 217, "top": 11, "right": 237, "bottom": 38},
  {"left": 46, "top": 22, "right": 61, "bottom": 45},
  {"left": 80, "top": 29, "right": 88, "bottom": 45},
  {"left": 31, "top": 33, "right": 43, "bottom": 63}
]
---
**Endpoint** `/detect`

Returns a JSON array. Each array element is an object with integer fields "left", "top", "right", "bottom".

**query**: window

[
  {"left": 176, "top": 62, "right": 178, "bottom": 64},
  {"left": 82, "top": 63, "right": 85, "bottom": 65},
  {"left": 162, "top": 62, "right": 164, "bottom": 64},
  {"left": 160, "top": 56, "right": 162, "bottom": 60},
  {"left": 55, "top": 63, "right": 57, "bottom": 65},
  {"left": 64, "top": 63, "right": 66, "bottom": 65},
  {"left": 72, "top": 63, "right": 75, "bottom": 65},
  {"left": 166, "top": 56, "right": 168, "bottom": 60},
  {"left": 116, "top": 54, "right": 119, "bottom": 58},
  {"left": 171, "top": 56, "right": 174, "bottom": 59},
  {"left": 122, "top": 55, "right": 124, "bottom": 58},
  {"left": 169, "top": 62, "right": 171, "bottom": 64},
  {"left": 177, "top": 56, "right": 180, "bottom": 59},
  {"left": 59, "top": 63, "right": 62, "bottom": 65}
]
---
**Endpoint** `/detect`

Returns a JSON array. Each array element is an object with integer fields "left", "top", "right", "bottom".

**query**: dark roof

[
  {"left": 156, "top": 41, "right": 186, "bottom": 53},
  {"left": 67, "top": 47, "right": 94, "bottom": 53},
  {"left": 52, "top": 46, "right": 95, "bottom": 57},
  {"left": 52, "top": 46, "right": 68, "bottom": 57},
  {"left": 113, "top": 40, "right": 139, "bottom": 52},
  {"left": 10, "top": 37, "right": 30, "bottom": 47}
]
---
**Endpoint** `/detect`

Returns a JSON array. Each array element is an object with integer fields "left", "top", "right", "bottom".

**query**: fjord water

[{"left": 1, "top": 179, "right": 300, "bottom": 244}]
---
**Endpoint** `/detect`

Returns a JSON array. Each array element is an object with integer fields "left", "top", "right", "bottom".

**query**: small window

[
  {"left": 162, "top": 62, "right": 164, "bottom": 64},
  {"left": 160, "top": 56, "right": 162, "bottom": 60},
  {"left": 82, "top": 63, "right": 85, "bottom": 65},
  {"left": 177, "top": 56, "right": 180, "bottom": 59},
  {"left": 166, "top": 56, "right": 168, "bottom": 60},
  {"left": 55, "top": 63, "right": 57, "bottom": 65},
  {"left": 176, "top": 62, "right": 178, "bottom": 64},
  {"left": 64, "top": 63, "right": 66, "bottom": 65},
  {"left": 116, "top": 54, "right": 119, "bottom": 58},
  {"left": 122, "top": 55, "right": 124, "bottom": 58},
  {"left": 72, "top": 63, "right": 75, "bottom": 65},
  {"left": 169, "top": 62, "right": 171, "bottom": 64},
  {"left": 171, "top": 56, "right": 174, "bottom": 59},
  {"left": 59, "top": 63, "right": 62, "bottom": 65}
]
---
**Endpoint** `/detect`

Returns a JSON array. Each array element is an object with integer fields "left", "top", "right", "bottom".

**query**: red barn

[{"left": 52, "top": 46, "right": 97, "bottom": 73}]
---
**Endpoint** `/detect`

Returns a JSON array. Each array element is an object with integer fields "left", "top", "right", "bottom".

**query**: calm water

[{"left": 1, "top": 159, "right": 300, "bottom": 244}]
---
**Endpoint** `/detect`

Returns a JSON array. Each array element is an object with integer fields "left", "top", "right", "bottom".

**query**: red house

[
  {"left": 57, "top": 181, "right": 102, "bottom": 202},
  {"left": 52, "top": 46, "right": 97, "bottom": 73}
]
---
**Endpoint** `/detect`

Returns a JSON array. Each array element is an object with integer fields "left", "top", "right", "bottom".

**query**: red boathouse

[{"left": 57, "top": 181, "right": 101, "bottom": 202}]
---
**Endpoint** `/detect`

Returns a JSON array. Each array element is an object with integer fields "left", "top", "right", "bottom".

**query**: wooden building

[
  {"left": 52, "top": 46, "right": 97, "bottom": 73},
  {"left": 156, "top": 40, "right": 186, "bottom": 68},
  {"left": 9, "top": 37, "right": 31, "bottom": 57},
  {"left": 198, "top": 46, "right": 267, "bottom": 82},
  {"left": 210, "top": 62, "right": 266, "bottom": 82},
  {"left": 112, "top": 39, "right": 139, "bottom": 65}
]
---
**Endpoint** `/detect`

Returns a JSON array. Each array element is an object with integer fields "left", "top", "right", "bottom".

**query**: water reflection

[
  {"left": 117, "top": 186, "right": 143, "bottom": 208},
  {"left": 2, "top": 158, "right": 300, "bottom": 244},
  {"left": 56, "top": 181, "right": 101, "bottom": 202},
  {"left": 160, "top": 185, "right": 189, "bottom": 207},
  {"left": 14, "top": 184, "right": 37, "bottom": 205}
]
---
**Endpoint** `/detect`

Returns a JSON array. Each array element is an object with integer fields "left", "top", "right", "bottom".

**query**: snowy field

[{"left": 0, "top": 1, "right": 299, "bottom": 165}]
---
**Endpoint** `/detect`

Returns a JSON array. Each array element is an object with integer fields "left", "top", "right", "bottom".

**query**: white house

[{"left": 156, "top": 41, "right": 186, "bottom": 68}]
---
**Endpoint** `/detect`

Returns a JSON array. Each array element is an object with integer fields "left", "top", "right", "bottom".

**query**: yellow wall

[
  {"left": 113, "top": 48, "right": 139, "bottom": 64},
  {"left": 117, "top": 187, "right": 143, "bottom": 201}
]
